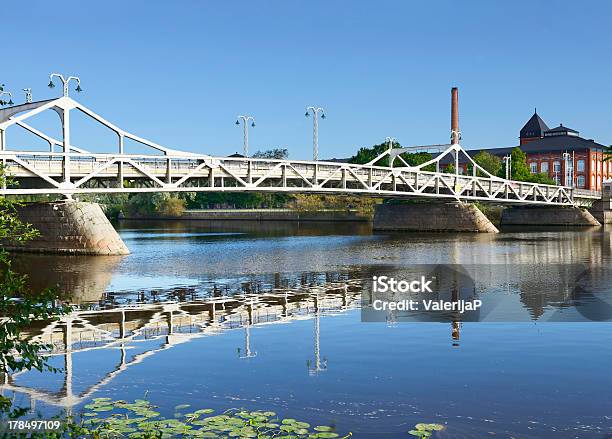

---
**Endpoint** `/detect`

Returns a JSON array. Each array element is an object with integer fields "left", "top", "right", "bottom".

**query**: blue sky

[{"left": 3, "top": 1, "right": 612, "bottom": 159}]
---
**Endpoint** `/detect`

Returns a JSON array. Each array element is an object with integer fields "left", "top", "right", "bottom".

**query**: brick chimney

[{"left": 451, "top": 87, "right": 459, "bottom": 144}]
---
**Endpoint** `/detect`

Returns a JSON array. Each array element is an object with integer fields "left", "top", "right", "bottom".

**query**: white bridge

[{"left": 0, "top": 96, "right": 600, "bottom": 206}]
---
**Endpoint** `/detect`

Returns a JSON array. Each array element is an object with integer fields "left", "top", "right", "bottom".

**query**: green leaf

[{"left": 314, "top": 426, "right": 334, "bottom": 432}]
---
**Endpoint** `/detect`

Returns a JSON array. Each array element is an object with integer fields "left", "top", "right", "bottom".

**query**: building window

[
  {"left": 577, "top": 175, "right": 586, "bottom": 188},
  {"left": 529, "top": 162, "right": 538, "bottom": 173},
  {"left": 554, "top": 176, "right": 561, "bottom": 185},
  {"left": 577, "top": 160, "right": 585, "bottom": 172},
  {"left": 592, "top": 159, "right": 596, "bottom": 172},
  {"left": 553, "top": 161, "right": 561, "bottom": 173},
  {"left": 591, "top": 175, "right": 595, "bottom": 188},
  {"left": 540, "top": 162, "right": 549, "bottom": 173}
]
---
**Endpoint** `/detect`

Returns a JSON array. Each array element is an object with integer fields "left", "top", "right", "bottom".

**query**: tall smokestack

[{"left": 451, "top": 87, "right": 459, "bottom": 145}]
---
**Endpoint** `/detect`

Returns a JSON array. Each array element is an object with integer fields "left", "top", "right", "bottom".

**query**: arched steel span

[{"left": 0, "top": 97, "right": 600, "bottom": 205}]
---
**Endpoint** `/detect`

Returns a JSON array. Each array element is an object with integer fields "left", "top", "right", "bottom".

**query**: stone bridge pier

[
  {"left": 373, "top": 202, "right": 500, "bottom": 233},
  {"left": 500, "top": 206, "right": 601, "bottom": 227},
  {"left": 7, "top": 201, "right": 129, "bottom": 255},
  {"left": 373, "top": 201, "right": 603, "bottom": 233}
]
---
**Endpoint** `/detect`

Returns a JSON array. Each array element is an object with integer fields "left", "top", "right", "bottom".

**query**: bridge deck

[{"left": 0, "top": 151, "right": 599, "bottom": 206}]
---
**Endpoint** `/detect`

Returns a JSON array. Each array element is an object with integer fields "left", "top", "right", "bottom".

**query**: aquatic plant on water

[
  {"left": 408, "top": 423, "right": 445, "bottom": 438},
  {"left": 78, "top": 398, "right": 352, "bottom": 438}
]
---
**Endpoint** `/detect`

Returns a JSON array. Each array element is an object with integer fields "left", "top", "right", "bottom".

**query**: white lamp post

[
  {"left": 48, "top": 73, "right": 82, "bottom": 97},
  {"left": 235, "top": 115, "right": 255, "bottom": 157},
  {"left": 23, "top": 88, "right": 32, "bottom": 103},
  {"left": 503, "top": 155, "right": 512, "bottom": 180},
  {"left": 305, "top": 106, "right": 325, "bottom": 161}
]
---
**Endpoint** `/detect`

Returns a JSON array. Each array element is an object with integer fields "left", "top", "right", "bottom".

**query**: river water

[{"left": 5, "top": 221, "right": 612, "bottom": 438}]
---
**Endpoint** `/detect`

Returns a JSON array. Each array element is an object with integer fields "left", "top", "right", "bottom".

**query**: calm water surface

[{"left": 5, "top": 220, "right": 612, "bottom": 438}]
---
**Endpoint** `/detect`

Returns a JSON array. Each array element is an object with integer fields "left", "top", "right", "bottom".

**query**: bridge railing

[{"left": 0, "top": 149, "right": 593, "bottom": 207}]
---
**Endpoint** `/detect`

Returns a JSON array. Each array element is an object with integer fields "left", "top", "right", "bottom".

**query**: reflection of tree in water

[
  {"left": 565, "top": 265, "right": 612, "bottom": 322},
  {"left": 516, "top": 265, "right": 582, "bottom": 320}
]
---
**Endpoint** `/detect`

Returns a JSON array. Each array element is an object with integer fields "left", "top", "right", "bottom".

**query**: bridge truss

[{"left": 0, "top": 96, "right": 599, "bottom": 205}]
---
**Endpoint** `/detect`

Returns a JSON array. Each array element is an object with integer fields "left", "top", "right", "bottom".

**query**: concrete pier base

[
  {"left": 373, "top": 202, "right": 499, "bottom": 233},
  {"left": 589, "top": 199, "right": 612, "bottom": 225},
  {"left": 6, "top": 201, "right": 130, "bottom": 255},
  {"left": 501, "top": 206, "right": 601, "bottom": 227}
]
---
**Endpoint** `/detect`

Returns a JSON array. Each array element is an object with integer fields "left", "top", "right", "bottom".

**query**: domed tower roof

[{"left": 520, "top": 110, "right": 549, "bottom": 139}]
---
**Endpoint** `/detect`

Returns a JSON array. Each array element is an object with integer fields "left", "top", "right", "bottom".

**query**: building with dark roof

[
  {"left": 460, "top": 111, "right": 610, "bottom": 190},
  {"left": 519, "top": 110, "right": 549, "bottom": 144}
]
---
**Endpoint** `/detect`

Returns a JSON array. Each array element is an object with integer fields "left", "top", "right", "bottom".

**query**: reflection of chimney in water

[{"left": 451, "top": 321, "right": 461, "bottom": 345}]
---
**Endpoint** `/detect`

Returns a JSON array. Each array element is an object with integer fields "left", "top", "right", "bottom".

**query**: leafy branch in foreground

[{"left": 0, "top": 166, "right": 70, "bottom": 417}]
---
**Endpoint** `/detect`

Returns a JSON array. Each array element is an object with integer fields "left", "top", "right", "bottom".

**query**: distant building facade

[{"left": 459, "top": 111, "right": 609, "bottom": 190}]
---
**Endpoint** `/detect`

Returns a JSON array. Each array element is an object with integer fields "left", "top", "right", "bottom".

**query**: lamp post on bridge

[
  {"left": 503, "top": 155, "right": 512, "bottom": 180},
  {"left": 48, "top": 73, "right": 83, "bottom": 97},
  {"left": 562, "top": 152, "right": 574, "bottom": 187},
  {"left": 305, "top": 106, "right": 325, "bottom": 161},
  {"left": 0, "top": 91, "right": 14, "bottom": 106},
  {"left": 47, "top": 73, "right": 82, "bottom": 187},
  {"left": 386, "top": 137, "right": 396, "bottom": 166},
  {"left": 22, "top": 88, "right": 32, "bottom": 104},
  {"left": 235, "top": 115, "right": 255, "bottom": 157}
]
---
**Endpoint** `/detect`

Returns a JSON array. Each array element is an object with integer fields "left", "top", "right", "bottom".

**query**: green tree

[
  {"left": 126, "top": 192, "right": 186, "bottom": 216},
  {"left": 504, "top": 147, "right": 531, "bottom": 181},
  {"left": 349, "top": 141, "right": 391, "bottom": 166},
  {"left": 252, "top": 148, "right": 289, "bottom": 159},
  {"left": 529, "top": 172, "right": 557, "bottom": 185},
  {"left": 443, "top": 164, "right": 456, "bottom": 174},
  {"left": 468, "top": 150, "right": 502, "bottom": 177},
  {"left": 349, "top": 141, "right": 436, "bottom": 171}
]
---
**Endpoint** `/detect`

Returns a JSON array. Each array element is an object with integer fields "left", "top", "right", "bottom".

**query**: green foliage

[
  {"left": 70, "top": 398, "right": 352, "bottom": 438},
  {"left": 402, "top": 152, "right": 436, "bottom": 172},
  {"left": 408, "top": 423, "right": 445, "bottom": 438},
  {"left": 292, "top": 194, "right": 378, "bottom": 214},
  {"left": 349, "top": 141, "right": 435, "bottom": 171},
  {"left": 443, "top": 164, "right": 455, "bottom": 174},
  {"left": 509, "top": 147, "right": 531, "bottom": 181},
  {"left": 0, "top": 168, "right": 69, "bottom": 419},
  {"left": 468, "top": 150, "right": 501, "bottom": 177},
  {"left": 529, "top": 172, "right": 557, "bottom": 185},
  {"left": 184, "top": 192, "right": 292, "bottom": 210},
  {"left": 126, "top": 193, "right": 186, "bottom": 217},
  {"left": 496, "top": 147, "right": 556, "bottom": 184},
  {"left": 252, "top": 148, "right": 289, "bottom": 160},
  {"left": 79, "top": 193, "right": 129, "bottom": 219},
  {"left": 349, "top": 141, "right": 391, "bottom": 166}
]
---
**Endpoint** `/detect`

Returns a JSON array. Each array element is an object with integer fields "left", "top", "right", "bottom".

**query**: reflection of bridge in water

[{"left": 1, "top": 279, "right": 361, "bottom": 414}]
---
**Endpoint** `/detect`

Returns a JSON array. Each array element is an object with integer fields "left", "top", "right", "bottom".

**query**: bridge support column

[
  {"left": 500, "top": 206, "right": 601, "bottom": 227},
  {"left": 373, "top": 202, "right": 499, "bottom": 233},
  {"left": 5, "top": 200, "right": 130, "bottom": 255},
  {"left": 589, "top": 197, "right": 612, "bottom": 225}
]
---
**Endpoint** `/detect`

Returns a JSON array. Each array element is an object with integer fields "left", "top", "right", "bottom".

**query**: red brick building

[{"left": 464, "top": 111, "right": 609, "bottom": 190}]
